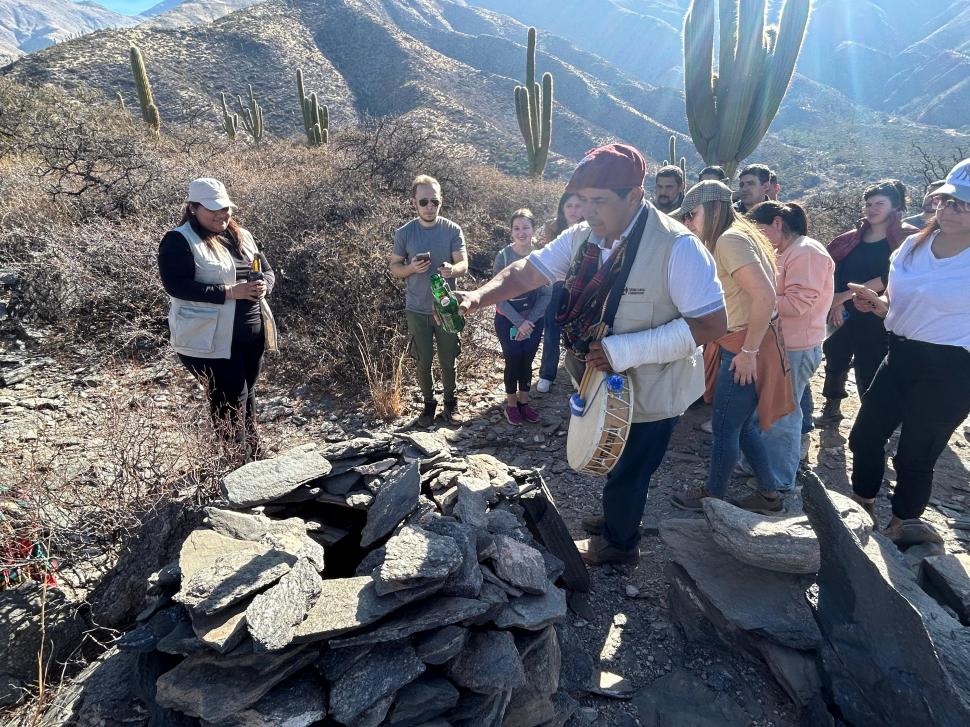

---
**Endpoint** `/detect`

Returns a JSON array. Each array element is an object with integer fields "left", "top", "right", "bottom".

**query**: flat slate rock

[
  {"left": 247, "top": 558, "right": 323, "bottom": 651},
  {"left": 155, "top": 646, "right": 316, "bottom": 723},
  {"left": 321, "top": 471, "right": 363, "bottom": 496},
  {"left": 176, "top": 529, "right": 270, "bottom": 587},
  {"left": 177, "top": 550, "right": 296, "bottom": 616},
  {"left": 660, "top": 518, "right": 819, "bottom": 651},
  {"left": 329, "top": 643, "right": 426, "bottom": 725},
  {"left": 386, "top": 674, "right": 459, "bottom": 726},
  {"left": 374, "top": 525, "right": 463, "bottom": 596},
  {"left": 634, "top": 668, "right": 751, "bottom": 726},
  {"left": 490, "top": 534, "right": 548, "bottom": 595},
  {"left": 414, "top": 625, "right": 469, "bottom": 665},
  {"left": 191, "top": 599, "right": 249, "bottom": 653},
  {"left": 329, "top": 597, "right": 491, "bottom": 649},
  {"left": 703, "top": 493, "right": 871, "bottom": 575},
  {"left": 214, "top": 670, "right": 327, "bottom": 727},
  {"left": 360, "top": 462, "right": 421, "bottom": 548},
  {"left": 205, "top": 509, "right": 325, "bottom": 570},
  {"left": 803, "top": 476, "right": 970, "bottom": 726},
  {"left": 319, "top": 436, "right": 394, "bottom": 461},
  {"left": 921, "top": 553, "right": 970, "bottom": 624},
  {"left": 505, "top": 627, "right": 561, "bottom": 727},
  {"left": 293, "top": 577, "right": 398, "bottom": 642},
  {"left": 424, "top": 518, "right": 483, "bottom": 598},
  {"left": 222, "top": 448, "right": 332, "bottom": 507},
  {"left": 493, "top": 585, "right": 568, "bottom": 631},
  {"left": 399, "top": 431, "right": 449, "bottom": 457},
  {"left": 446, "top": 630, "right": 526, "bottom": 694}
]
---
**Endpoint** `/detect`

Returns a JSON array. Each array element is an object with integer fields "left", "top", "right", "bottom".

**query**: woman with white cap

[
  {"left": 158, "top": 178, "right": 276, "bottom": 461},
  {"left": 846, "top": 159, "right": 970, "bottom": 546}
]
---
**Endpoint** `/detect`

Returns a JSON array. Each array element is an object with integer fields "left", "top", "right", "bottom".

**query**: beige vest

[
  {"left": 565, "top": 205, "right": 704, "bottom": 423},
  {"left": 167, "top": 222, "right": 258, "bottom": 359}
]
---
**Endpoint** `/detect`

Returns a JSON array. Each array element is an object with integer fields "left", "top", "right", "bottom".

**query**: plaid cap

[{"left": 669, "top": 180, "right": 734, "bottom": 220}]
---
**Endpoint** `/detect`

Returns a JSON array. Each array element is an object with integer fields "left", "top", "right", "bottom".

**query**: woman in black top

[
  {"left": 158, "top": 178, "right": 275, "bottom": 461},
  {"left": 819, "top": 180, "right": 915, "bottom": 422}
]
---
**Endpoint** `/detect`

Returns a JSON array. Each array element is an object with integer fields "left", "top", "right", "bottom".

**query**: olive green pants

[{"left": 406, "top": 311, "right": 461, "bottom": 404}]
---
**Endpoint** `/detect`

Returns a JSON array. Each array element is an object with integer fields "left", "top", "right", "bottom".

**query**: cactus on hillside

[
  {"left": 683, "top": 0, "right": 810, "bottom": 177},
  {"left": 236, "top": 85, "right": 264, "bottom": 144},
  {"left": 662, "top": 135, "right": 687, "bottom": 180},
  {"left": 513, "top": 27, "right": 554, "bottom": 178},
  {"left": 297, "top": 68, "right": 329, "bottom": 146},
  {"left": 129, "top": 46, "right": 160, "bottom": 134},
  {"left": 221, "top": 93, "right": 238, "bottom": 141}
]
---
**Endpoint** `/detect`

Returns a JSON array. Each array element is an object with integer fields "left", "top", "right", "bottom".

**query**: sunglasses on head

[{"left": 418, "top": 198, "right": 441, "bottom": 208}]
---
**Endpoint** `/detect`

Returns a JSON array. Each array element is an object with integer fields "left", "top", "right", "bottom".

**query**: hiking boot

[
  {"left": 505, "top": 405, "right": 524, "bottom": 426},
  {"left": 518, "top": 402, "right": 540, "bottom": 423},
  {"left": 536, "top": 378, "right": 552, "bottom": 393},
  {"left": 671, "top": 487, "right": 718, "bottom": 512},
  {"left": 575, "top": 536, "right": 639, "bottom": 566},
  {"left": 731, "top": 491, "right": 784, "bottom": 516},
  {"left": 581, "top": 515, "right": 654, "bottom": 538},
  {"left": 415, "top": 400, "right": 437, "bottom": 429},
  {"left": 440, "top": 400, "right": 463, "bottom": 426},
  {"left": 850, "top": 493, "right": 877, "bottom": 526},
  {"left": 884, "top": 518, "right": 943, "bottom": 547},
  {"left": 816, "top": 399, "right": 843, "bottom": 424},
  {"left": 800, "top": 432, "right": 811, "bottom": 462}
]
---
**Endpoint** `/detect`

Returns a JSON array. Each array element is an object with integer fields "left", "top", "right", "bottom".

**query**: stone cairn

[{"left": 118, "top": 432, "right": 586, "bottom": 726}]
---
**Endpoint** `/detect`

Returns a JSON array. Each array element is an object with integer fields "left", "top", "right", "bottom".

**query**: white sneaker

[{"left": 536, "top": 378, "right": 552, "bottom": 393}]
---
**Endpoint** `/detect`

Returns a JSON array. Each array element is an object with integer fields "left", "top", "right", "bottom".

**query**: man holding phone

[{"left": 390, "top": 175, "right": 469, "bottom": 427}]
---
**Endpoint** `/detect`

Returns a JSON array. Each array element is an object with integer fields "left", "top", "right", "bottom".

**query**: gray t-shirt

[{"left": 393, "top": 217, "right": 467, "bottom": 314}]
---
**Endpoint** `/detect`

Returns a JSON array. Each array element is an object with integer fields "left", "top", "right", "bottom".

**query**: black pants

[
  {"left": 822, "top": 312, "right": 887, "bottom": 401},
  {"left": 849, "top": 334, "right": 970, "bottom": 520},
  {"left": 495, "top": 315, "right": 543, "bottom": 394},
  {"left": 179, "top": 331, "right": 265, "bottom": 458}
]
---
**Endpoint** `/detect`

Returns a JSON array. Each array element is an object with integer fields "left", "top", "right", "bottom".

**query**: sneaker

[
  {"left": 671, "top": 486, "right": 717, "bottom": 512},
  {"left": 700, "top": 418, "right": 713, "bottom": 434},
  {"left": 575, "top": 536, "right": 639, "bottom": 566},
  {"left": 850, "top": 493, "right": 877, "bottom": 526},
  {"left": 518, "top": 402, "right": 540, "bottom": 423},
  {"left": 505, "top": 405, "right": 524, "bottom": 426},
  {"left": 816, "top": 399, "right": 843, "bottom": 424},
  {"left": 800, "top": 432, "right": 811, "bottom": 462},
  {"left": 440, "top": 400, "right": 463, "bottom": 425},
  {"left": 731, "top": 491, "right": 784, "bottom": 516},
  {"left": 884, "top": 518, "right": 943, "bottom": 547},
  {"left": 415, "top": 400, "right": 437, "bottom": 429},
  {"left": 536, "top": 378, "right": 552, "bottom": 393}
]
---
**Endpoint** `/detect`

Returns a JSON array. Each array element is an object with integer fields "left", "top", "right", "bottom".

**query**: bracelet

[{"left": 741, "top": 347, "right": 759, "bottom": 355}]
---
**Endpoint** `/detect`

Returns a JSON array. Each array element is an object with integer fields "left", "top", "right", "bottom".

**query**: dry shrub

[{"left": 355, "top": 322, "right": 409, "bottom": 421}]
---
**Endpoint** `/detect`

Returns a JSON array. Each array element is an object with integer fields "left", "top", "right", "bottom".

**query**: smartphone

[
  {"left": 414, "top": 252, "right": 431, "bottom": 263},
  {"left": 510, "top": 327, "right": 518, "bottom": 340}
]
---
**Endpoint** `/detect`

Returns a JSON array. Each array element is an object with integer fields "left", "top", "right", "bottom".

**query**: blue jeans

[
  {"left": 706, "top": 349, "right": 782, "bottom": 496},
  {"left": 755, "top": 346, "right": 823, "bottom": 491},
  {"left": 602, "top": 416, "right": 678, "bottom": 550},
  {"left": 800, "top": 385, "right": 814, "bottom": 434},
  {"left": 539, "top": 283, "right": 563, "bottom": 381}
]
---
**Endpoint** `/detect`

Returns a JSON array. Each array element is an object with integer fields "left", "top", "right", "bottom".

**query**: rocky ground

[{"left": 2, "top": 316, "right": 970, "bottom": 726}]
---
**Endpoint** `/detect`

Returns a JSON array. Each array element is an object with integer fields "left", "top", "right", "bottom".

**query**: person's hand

[
  {"left": 409, "top": 257, "right": 432, "bottom": 275},
  {"left": 849, "top": 283, "right": 889, "bottom": 317},
  {"left": 827, "top": 305, "right": 846, "bottom": 329},
  {"left": 228, "top": 281, "right": 265, "bottom": 302},
  {"left": 517, "top": 320, "right": 535, "bottom": 339},
  {"left": 586, "top": 341, "right": 613, "bottom": 372},
  {"left": 730, "top": 350, "right": 758, "bottom": 385},
  {"left": 457, "top": 290, "right": 481, "bottom": 316},
  {"left": 438, "top": 261, "right": 455, "bottom": 278}
]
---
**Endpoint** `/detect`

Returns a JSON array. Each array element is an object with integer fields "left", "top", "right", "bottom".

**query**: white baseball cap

[
  {"left": 932, "top": 159, "right": 970, "bottom": 204},
  {"left": 186, "top": 178, "right": 236, "bottom": 210}
]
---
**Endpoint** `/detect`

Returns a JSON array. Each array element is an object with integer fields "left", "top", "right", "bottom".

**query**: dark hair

[
  {"left": 748, "top": 200, "right": 809, "bottom": 237},
  {"left": 698, "top": 165, "right": 727, "bottom": 181},
  {"left": 863, "top": 179, "right": 907, "bottom": 211},
  {"left": 907, "top": 219, "right": 940, "bottom": 259},
  {"left": 179, "top": 204, "right": 244, "bottom": 253},
  {"left": 769, "top": 171, "right": 778, "bottom": 185},
  {"left": 655, "top": 165, "right": 685, "bottom": 187},
  {"left": 551, "top": 192, "right": 582, "bottom": 237},
  {"left": 510, "top": 207, "right": 535, "bottom": 228},
  {"left": 739, "top": 163, "right": 771, "bottom": 185}
]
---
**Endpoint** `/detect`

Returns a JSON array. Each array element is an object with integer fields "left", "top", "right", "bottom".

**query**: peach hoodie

[{"left": 775, "top": 236, "right": 835, "bottom": 351}]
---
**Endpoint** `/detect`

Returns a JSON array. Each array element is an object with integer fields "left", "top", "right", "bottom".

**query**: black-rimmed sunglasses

[{"left": 418, "top": 198, "right": 441, "bottom": 207}]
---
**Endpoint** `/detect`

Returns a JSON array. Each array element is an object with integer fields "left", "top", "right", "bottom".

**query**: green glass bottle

[{"left": 430, "top": 273, "right": 465, "bottom": 333}]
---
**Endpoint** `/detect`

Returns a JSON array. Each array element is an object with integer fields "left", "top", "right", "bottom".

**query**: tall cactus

[
  {"left": 683, "top": 0, "right": 810, "bottom": 176},
  {"left": 662, "top": 135, "right": 687, "bottom": 180},
  {"left": 297, "top": 68, "right": 328, "bottom": 146},
  {"left": 236, "top": 85, "right": 264, "bottom": 144},
  {"left": 513, "top": 27, "right": 553, "bottom": 178},
  {"left": 129, "top": 46, "right": 160, "bottom": 134},
  {"left": 220, "top": 92, "right": 238, "bottom": 141}
]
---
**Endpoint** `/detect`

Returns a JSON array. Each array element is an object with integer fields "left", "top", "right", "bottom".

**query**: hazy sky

[{"left": 93, "top": 0, "right": 159, "bottom": 14}]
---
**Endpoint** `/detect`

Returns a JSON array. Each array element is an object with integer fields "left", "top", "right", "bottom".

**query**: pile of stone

[{"left": 115, "top": 432, "right": 584, "bottom": 727}]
